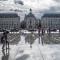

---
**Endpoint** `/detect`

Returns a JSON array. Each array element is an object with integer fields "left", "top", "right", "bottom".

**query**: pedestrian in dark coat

[{"left": 1, "top": 30, "right": 9, "bottom": 50}]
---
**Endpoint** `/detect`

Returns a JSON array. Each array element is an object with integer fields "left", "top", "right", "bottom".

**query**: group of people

[
  {"left": 38, "top": 27, "right": 45, "bottom": 45},
  {"left": 38, "top": 27, "right": 45, "bottom": 36},
  {"left": 1, "top": 30, "right": 9, "bottom": 50}
]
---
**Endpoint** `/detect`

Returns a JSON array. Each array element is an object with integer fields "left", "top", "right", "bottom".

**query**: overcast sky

[{"left": 0, "top": 0, "right": 60, "bottom": 20}]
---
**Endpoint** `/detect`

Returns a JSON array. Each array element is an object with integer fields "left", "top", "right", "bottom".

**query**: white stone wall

[
  {"left": 0, "top": 17, "right": 20, "bottom": 30},
  {"left": 26, "top": 17, "right": 36, "bottom": 30},
  {"left": 41, "top": 17, "right": 60, "bottom": 30}
]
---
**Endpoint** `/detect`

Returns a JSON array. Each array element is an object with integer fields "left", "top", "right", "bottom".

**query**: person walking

[
  {"left": 1, "top": 30, "right": 9, "bottom": 50},
  {"left": 38, "top": 27, "right": 41, "bottom": 36},
  {"left": 42, "top": 28, "right": 44, "bottom": 35}
]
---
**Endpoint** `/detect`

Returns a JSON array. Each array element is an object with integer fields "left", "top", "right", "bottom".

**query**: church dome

[
  {"left": 27, "top": 12, "right": 35, "bottom": 17},
  {"left": 26, "top": 9, "right": 35, "bottom": 17}
]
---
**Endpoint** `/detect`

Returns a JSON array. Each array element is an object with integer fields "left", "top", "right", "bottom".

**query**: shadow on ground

[
  {"left": 2, "top": 49, "right": 9, "bottom": 60},
  {"left": 16, "top": 54, "right": 29, "bottom": 60}
]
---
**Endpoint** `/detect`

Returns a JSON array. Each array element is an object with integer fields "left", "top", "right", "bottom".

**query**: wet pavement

[
  {"left": 0, "top": 32, "right": 20, "bottom": 60},
  {"left": 0, "top": 32, "right": 42, "bottom": 60},
  {"left": 41, "top": 33, "right": 60, "bottom": 44},
  {"left": 0, "top": 31, "right": 60, "bottom": 60}
]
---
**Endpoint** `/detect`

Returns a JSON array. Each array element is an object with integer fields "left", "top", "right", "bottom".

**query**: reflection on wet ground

[
  {"left": 0, "top": 32, "right": 60, "bottom": 47},
  {"left": 1, "top": 31, "right": 60, "bottom": 60},
  {"left": 25, "top": 33, "right": 36, "bottom": 44},
  {"left": 22, "top": 32, "right": 60, "bottom": 44},
  {"left": 0, "top": 33, "right": 20, "bottom": 60},
  {"left": 16, "top": 54, "right": 29, "bottom": 60},
  {"left": 1, "top": 31, "right": 60, "bottom": 47},
  {"left": 2, "top": 49, "right": 9, "bottom": 60},
  {"left": 42, "top": 33, "right": 60, "bottom": 44},
  {"left": 21, "top": 32, "right": 39, "bottom": 47},
  {"left": 0, "top": 33, "right": 20, "bottom": 45}
]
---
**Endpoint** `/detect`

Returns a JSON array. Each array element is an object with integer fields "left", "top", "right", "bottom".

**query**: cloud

[
  {"left": 54, "top": 0, "right": 60, "bottom": 2},
  {"left": 0, "top": 0, "right": 8, "bottom": 1},
  {"left": 22, "top": 0, "right": 57, "bottom": 10},
  {"left": 15, "top": 0, "right": 24, "bottom": 5},
  {"left": 0, "top": 0, "right": 57, "bottom": 11},
  {"left": 0, "top": 0, "right": 60, "bottom": 20}
]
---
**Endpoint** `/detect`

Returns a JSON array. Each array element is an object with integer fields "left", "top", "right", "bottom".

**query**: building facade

[
  {"left": 24, "top": 9, "right": 38, "bottom": 30},
  {"left": 0, "top": 13, "right": 20, "bottom": 30},
  {"left": 41, "top": 13, "right": 60, "bottom": 30}
]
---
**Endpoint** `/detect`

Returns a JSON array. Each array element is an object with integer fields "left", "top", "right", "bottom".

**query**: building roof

[
  {"left": 25, "top": 9, "right": 36, "bottom": 18},
  {"left": 42, "top": 13, "right": 60, "bottom": 18},
  {"left": 0, "top": 13, "right": 19, "bottom": 18},
  {"left": 24, "top": 9, "right": 37, "bottom": 20},
  {"left": 27, "top": 12, "right": 35, "bottom": 17}
]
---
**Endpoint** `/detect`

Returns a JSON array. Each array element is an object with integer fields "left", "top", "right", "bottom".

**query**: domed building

[{"left": 24, "top": 9, "right": 37, "bottom": 30}]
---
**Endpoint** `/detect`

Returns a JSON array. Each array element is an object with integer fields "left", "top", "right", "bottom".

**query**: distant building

[
  {"left": 41, "top": 13, "right": 60, "bottom": 30},
  {"left": 24, "top": 9, "right": 38, "bottom": 30},
  {"left": 0, "top": 13, "right": 20, "bottom": 30}
]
